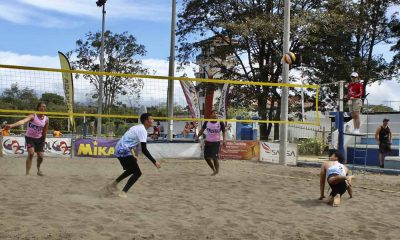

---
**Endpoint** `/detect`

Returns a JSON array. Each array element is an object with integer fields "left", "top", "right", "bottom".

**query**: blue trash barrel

[{"left": 241, "top": 125, "right": 253, "bottom": 140}]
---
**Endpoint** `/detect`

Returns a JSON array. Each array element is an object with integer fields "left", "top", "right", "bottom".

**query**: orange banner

[{"left": 220, "top": 140, "right": 259, "bottom": 160}]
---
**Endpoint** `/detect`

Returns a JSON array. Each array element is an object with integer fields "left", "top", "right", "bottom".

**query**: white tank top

[{"left": 326, "top": 161, "right": 346, "bottom": 177}]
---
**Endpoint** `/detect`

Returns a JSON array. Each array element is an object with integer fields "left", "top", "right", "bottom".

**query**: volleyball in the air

[{"left": 283, "top": 52, "right": 296, "bottom": 65}]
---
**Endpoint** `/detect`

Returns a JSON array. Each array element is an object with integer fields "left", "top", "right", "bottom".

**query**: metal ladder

[
  {"left": 350, "top": 96, "right": 369, "bottom": 173},
  {"left": 351, "top": 134, "right": 368, "bottom": 173}
]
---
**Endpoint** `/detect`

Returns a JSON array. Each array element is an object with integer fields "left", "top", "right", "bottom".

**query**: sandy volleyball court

[{"left": 0, "top": 156, "right": 399, "bottom": 240}]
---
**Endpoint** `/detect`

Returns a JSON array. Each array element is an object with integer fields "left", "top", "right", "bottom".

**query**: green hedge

[{"left": 298, "top": 138, "right": 326, "bottom": 156}]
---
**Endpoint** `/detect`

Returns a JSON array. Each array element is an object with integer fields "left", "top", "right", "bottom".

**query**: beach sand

[{"left": 0, "top": 156, "right": 399, "bottom": 240}]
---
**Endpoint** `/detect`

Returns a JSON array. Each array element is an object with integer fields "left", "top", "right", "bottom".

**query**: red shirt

[{"left": 347, "top": 82, "right": 363, "bottom": 99}]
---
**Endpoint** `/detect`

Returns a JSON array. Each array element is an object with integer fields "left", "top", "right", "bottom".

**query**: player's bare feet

[
  {"left": 106, "top": 181, "right": 119, "bottom": 193},
  {"left": 211, "top": 171, "right": 218, "bottom": 176},
  {"left": 37, "top": 170, "right": 44, "bottom": 176},
  {"left": 332, "top": 194, "right": 341, "bottom": 207},
  {"left": 326, "top": 196, "right": 334, "bottom": 205},
  {"left": 347, "top": 186, "right": 353, "bottom": 198}
]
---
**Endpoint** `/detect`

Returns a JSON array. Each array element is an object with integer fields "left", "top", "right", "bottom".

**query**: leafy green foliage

[
  {"left": 298, "top": 138, "right": 326, "bottom": 156},
  {"left": 177, "top": 0, "right": 400, "bottom": 140},
  {"left": 177, "top": 0, "right": 323, "bottom": 139},
  {"left": 367, "top": 104, "right": 396, "bottom": 113},
  {"left": 68, "top": 31, "right": 148, "bottom": 115},
  {"left": 0, "top": 84, "right": 68, "bottom": 131}
]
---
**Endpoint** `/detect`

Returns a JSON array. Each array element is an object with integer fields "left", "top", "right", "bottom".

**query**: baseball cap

[
  {"left": 383, "top": 118, "right": 389, "bottom": 122},
  {"left": 350, "top": 72, "right": 359, "bottom": 78}
]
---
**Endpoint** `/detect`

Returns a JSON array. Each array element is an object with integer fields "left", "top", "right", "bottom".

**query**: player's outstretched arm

[{"left": 141, "top": 142, "right": 161, "bottom": 168}]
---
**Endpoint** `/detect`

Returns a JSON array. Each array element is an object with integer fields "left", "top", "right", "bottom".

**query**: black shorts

[
  {"left": 25, "top": 136, "right": 45, "bottom": 153},
  {"left": 379, "top": 142, "right": 391, "bottom": 154},
  {"left": 204, "top": 141, "right": 221, "bottom": 159},
  {"left": 328, "top": 174, "right": 347, "bottom": 197},
  {"left": 118, "top": 155, "right": 138, "bottom": 170}
]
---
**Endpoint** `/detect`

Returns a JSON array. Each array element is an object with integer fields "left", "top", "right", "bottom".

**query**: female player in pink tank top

[
  {"left": 196, "top": 110, "right": 226, "bottom": 176},
  {"left": 3, "top": 102, "right": 49, "bottom": 176}
]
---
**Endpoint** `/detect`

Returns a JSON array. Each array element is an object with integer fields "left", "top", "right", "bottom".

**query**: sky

[{"left": 0, "top": 0, "right": 399, "bottom": 110}]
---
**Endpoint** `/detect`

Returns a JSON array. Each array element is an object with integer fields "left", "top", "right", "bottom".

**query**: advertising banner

[
  {"left": 58, "top": 51, "right": 75, "bottom": 129},
  {"left": 220, "top": 140, "right": 259, "bottom": 160},
  {"left": 179, "top": 80, "right": 201, "bottom": 118},
  {"left": 74, "top": 138, "right": 138, "bottom": 158},
  {"left": 259, "top": 142, "right": 298, "bottom": 165},
  {"left": 2, "top": 136, "right": 71, "bottom": 156},
  {"left": 46, "top": 138, "right": 72, "bottom": 156}
]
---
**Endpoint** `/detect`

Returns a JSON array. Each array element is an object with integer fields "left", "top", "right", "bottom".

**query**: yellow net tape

[{"left": 0, "top": 64, "right": 320, "bottom": 125}]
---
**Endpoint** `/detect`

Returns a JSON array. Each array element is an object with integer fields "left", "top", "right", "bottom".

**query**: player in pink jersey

[
  {"left": 3, "top": 102, "right": 49, "bottom": 176},
  {"left": 196, "top": 110, "right": 226, "bottom": 176}
]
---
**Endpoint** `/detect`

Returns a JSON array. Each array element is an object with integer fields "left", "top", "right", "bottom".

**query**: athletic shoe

[
  {"left": 118, "top": 191, "right": 128, "bottom": 198},
  {"left": 353, "top": 129, "right": 361, "bottom": 134}
]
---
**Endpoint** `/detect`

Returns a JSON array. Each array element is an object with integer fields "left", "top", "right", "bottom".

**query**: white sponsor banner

[
  {"left": 2, "top": 136, "right": 26, "bottom": 155},
  {"left": 259, "top": 142, "right": 298, "bottom": 165},
  {"left": 147, "top": 143, "right": 201, "bottom": 159},
  {"left": 46, "top": 138, "right": 72, "bottom": 156},
  {"left": 2, "top": 136, "right": 71, "bottom": 157}
]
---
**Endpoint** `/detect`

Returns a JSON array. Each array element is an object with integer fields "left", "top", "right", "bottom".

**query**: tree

[
  {"left": 390, "top": 16, "right": 400, "bottom": 77},
  {"left": 68, "top": 31, "right": 148, "bottom": 115},
  {"left": 349, "top": 0, "right": 399, "bottom": 95},
  {"left": 1, "top": 83, "right": 38, "bottom": 110},
  {"left": 177, "top": 0, "right": 321, "bottom": 140},
  {"left": 368, "top": 104, "right": 395, "bottom": 112},
  {"left": 177, "top": 1, "right": 400, "bottom": 141},
  {"left": 40, "top": 93, "right": 68, "bottom": 131},
  {"left": 300, "top": 0, "right": 400, "bottom": 109},
  {"left": 147, "top": 103, "right": 189, "bottom": 117},
  {"left": 41, "top": 93, "right": 65, "bottom": 106}
]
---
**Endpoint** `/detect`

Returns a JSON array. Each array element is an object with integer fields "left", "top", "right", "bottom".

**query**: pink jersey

[
  {"left": 25, "top": 114, "right": 48, "bottom": 139},
  {"left": 202, "top": 121, "right": 225, "bottom": 142}
]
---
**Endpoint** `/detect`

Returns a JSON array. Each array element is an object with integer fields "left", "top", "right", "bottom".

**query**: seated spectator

[
  {"left": 1, "top": 121, "right": 10, "bottom": 136},
  {"left": 152, "top": 125, "right": 160, "bottom": 139},
  {"left": 182, "top": 122, "right": 191, "bottom": 137},
  {"left": 53, "top": 129, "right": 62, "bottom": 137},
  {"left": 190, "top": 121, "right": 198, "bottom": 138}
]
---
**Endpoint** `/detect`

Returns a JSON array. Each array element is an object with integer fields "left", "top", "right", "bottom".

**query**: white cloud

[
  {"left": 18, "top": 0, "right": 99, "bottom": 18},
  {"left": 0, "top": 0, "right": 170, "bottom": 28},
  {"left": 6, "top": 0, "right": 170, "bottom": 27},
  {"left": 0, "top": 2, "right": 74, "bottom": 28},
  {"left": 0, "top": 51, "right": 59, "bottom": 68},
  {"left": 141, "top": 58, "right": 196, "bottom": 77},
  {"left": 367, "top": 80, "right": 400, "bottom": 110},
  {"left": 107, "top": 0, "right": 170, "bottom": 22}
]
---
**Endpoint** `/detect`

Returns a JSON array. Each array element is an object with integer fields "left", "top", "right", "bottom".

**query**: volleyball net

[{"left": 0, "top": 64, "right": 320, "bottom": 137}]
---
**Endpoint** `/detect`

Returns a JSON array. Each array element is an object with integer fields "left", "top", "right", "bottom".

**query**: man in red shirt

[{"left": 347, "top": 72, "right": 363, "bottom": 134}]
